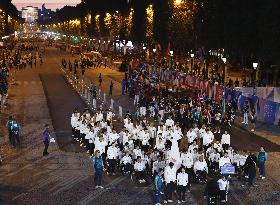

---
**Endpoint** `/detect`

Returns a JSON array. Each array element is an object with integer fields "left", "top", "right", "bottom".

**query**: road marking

[
  {"left": 13, "top": 175, "right": 60, "bottom": 200},
  {"left": 52, "top": 176, "right": 87, "bottom": 195},
  {"left": 125, "top": 186, "right": 153, "bottom": 205},
  {"left": 6, "top": 164, "right": 32, "bottom": 177},
  {"left": 77, "top": 176, "right": 127, "bottom": 205}
]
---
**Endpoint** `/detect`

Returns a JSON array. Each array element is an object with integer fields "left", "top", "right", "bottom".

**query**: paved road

[{"left": 0, "top": 47, "right": 279, "bottom": 205}]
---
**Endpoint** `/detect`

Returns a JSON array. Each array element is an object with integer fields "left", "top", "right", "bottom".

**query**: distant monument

[{"left": 22, "top": 6, "right": 39, "bottom": 23}]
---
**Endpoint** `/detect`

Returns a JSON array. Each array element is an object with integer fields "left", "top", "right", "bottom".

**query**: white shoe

[
  {"left": 167, "top": 200, "right": 173, "bottom": 203},
  {"left": 163, "top": 201, "right": 167, "bottom": 204},
  {"left": 262, "top": 177, "right": 265, "bottom": 179},
  {"left": 95, "top": 186, "right": 99, "bottom": 188},
  {"left": 178, "top": 200, "right": 181, "bottom": 204},
  {"left": 99, "top": 186, "right": 104, "bottom": 189},
  {"left": 214, "top": 131, "right": 217, "bottom": 133},
  {"left": 182, "top": 200, "right": 186, "bottom": 202}
]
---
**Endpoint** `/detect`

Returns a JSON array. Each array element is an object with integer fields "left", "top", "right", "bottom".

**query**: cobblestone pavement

[{"left": 0, "top": 47, "right": 279, "bottom": 205}]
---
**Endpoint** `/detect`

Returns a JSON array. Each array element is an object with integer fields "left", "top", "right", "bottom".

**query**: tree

[{"left": 153, "top": 0, "right": 170, "bottom": 55}]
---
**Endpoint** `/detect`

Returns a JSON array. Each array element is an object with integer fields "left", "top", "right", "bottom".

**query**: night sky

[{"left": 12, "top": 0, "right": 81, "bottom": 11}]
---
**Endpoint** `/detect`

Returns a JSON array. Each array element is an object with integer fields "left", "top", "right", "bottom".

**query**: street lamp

[
  {"left": 190, "top": 53, "right": 194, "bottom": 72},
  {"left": 253, "top": 63, "right": 258, "bottom": 69},
  {"left": 153, "top": 48, "right": 156, "bottom": 63},
  {"left": 253, "top": 63, "right": 258, "bottom": 92},
  {"left": 170, "top": 50, "right": 174, "bottom": 67},
  {"left": 175, "top": 0, "right": 182, "bottom": 6},
  {"left": 222, "top": 57, "right": 227, "bottom": 85},
  {"left": 142, "top": 46, "right": 146, "bottom": 60}
]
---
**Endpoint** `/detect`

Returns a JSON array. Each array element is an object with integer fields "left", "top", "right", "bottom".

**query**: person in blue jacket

[
  {"left": 258, "top": 146, "right": 268, "bottom": 179},
  {"left": 154, "top": 168, "right": 164, "bottom": 205},
  {"left": 92, "top": 150, "right": 105, "bottom": 188}
]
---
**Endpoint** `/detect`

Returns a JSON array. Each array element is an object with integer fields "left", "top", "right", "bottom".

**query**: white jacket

[
  {"left": 164, "top": 166, "right": 176, "bottom": 183},
  {"left": 107, "top": 146, "right": 119, "bottom": 159},
  {"left": 177, "top": 172, "right": 189, "bottom": 186},
  {"left": 221, "top": 134, "right": 230, "bottom": 145},
  {"left": 219, "top": 157, "right": 231, "bottom": 168},
  {"left": 181, "top": 152, "right": 194, "bottom": 168}
]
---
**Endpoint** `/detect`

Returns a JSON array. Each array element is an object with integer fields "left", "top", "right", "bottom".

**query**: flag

[
  {"left": 266, "top": 88, "right": 274, "bottom": 102},
  {"left": 257, "top": 97, "right": 265, "bottom": 121},
  {"left": 232, "top": 89, "right": 242, "bottom": 101},
  {"left": 224, "top": 88, "right": 229, "bottom": 102},
  {"left": 263, "top": 100, "right": 278, "bottom": 124},
  {"left": 238, "top": 95, "right": 247, "bottom": 111},
  {"left": 274, "top": 87, "right": 280, "bottom": 103},
  {"left": 194, "top": 78, "right": 199, "bottom": 88},
  {"left": 215, "top": 85, "right": 224, "bottom": 102},
  {"left": 121, "top": 80, "right": 125, "bottom": 96},
  {"left": 248, "top": 95, "right": 258, "bottom": 109}
]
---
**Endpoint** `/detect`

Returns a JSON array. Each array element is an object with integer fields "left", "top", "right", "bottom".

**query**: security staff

[
  {"left": 11, "top": 120, "right": 21, "bottom": 147},
  {"left": 6, "top": 116, "right": 13, "bottom": 145}
]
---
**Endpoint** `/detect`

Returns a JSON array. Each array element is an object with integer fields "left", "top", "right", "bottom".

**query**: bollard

[
  {"left": 93, "top": 98, "right": 96, "bottom": 110},
  {"left": 85, "top": 87, "right": 88, "bottom": 99},
  {"left": 119, "top": 106, "right": 122, "bottom": 118},
  {"left": 87, "top": 90, "right": 91, "bottom": 104},
  {"left": 110, "top": 99, "right": 114, "bottom": 109}
]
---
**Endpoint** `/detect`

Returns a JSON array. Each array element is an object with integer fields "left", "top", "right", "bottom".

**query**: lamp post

[
  {"left": 190, "top": 53, "right": 194, "bottom": 73},
  {"left": 253, "top": 63, "right": 258, "bottom": 94},
  {"left": 153, "top": 48, "right": 156, "bottom": 63},
  {"left": 170, "top": 50, "right": 173, "bottom": 67},
  {"left": 222, "top": 57, "right": 227, "bottom": 86},
  {"left": 143, "top": 46, "right": 146, "bottom": 61}
]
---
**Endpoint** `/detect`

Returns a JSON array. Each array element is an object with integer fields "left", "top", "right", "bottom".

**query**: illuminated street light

[
  {"left": 143, "top": 46, "right": 146, "bottom": 50},
  {"left": 175, "top": 0, "right": 182, "bottom": 6},
  {"left": 222, "top": 57, "right": 227, "bottom": 85},
  {"left": 153, "top": 48, "right": 156, "bottom": 53},
  {"left": 170, "top": 50, "right": 174, "bottom": 56},
  {"left": 190, "top": 53, "right": 194, "bottom": 71},
  {"left": 253, "top": 62, "right": 258, "bottom": 69},
  {"left": 253, "top": 63, "right": 258, "bottom": 93}
]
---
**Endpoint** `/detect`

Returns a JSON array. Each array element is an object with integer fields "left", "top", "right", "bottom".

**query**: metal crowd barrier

[{"left": 60, "top": 66, "right": 123, "bottom": 119}]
